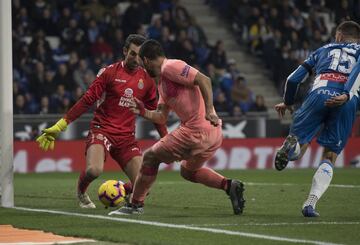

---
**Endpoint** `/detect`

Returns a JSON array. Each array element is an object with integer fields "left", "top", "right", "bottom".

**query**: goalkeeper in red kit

[{"left": 36, "top": 34, "right": 167, "bottom": 208}]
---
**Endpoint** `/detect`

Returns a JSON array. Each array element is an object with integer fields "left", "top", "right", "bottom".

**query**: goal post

[{"left": 0, "top": 0, "right": 14, "bottom": 208}]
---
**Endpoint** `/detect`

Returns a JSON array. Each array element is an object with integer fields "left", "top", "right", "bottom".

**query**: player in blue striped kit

[{"left": 274, "top": 21, "right": 360, "bottom": 217}]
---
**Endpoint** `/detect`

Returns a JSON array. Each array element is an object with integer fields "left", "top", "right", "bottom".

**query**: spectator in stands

[
  {"left": 29, "top": 30, "right": 52, "bottom": 57},
  {"left": 187, "top": 17, "right": 207, "bottom": 46},
  {"left": 41, "top": 69, "right": 57, "bottom": 97},
  {"left": 335, "top": 0, "right": 353, "bottom": 24},
  {"left": 147, "top": 16, "right": 163, "bottom": 40},
  {"left": 111, "top": 29, "right": 125, "bottom": 59},
  {"left": 159, "top": 26, "right": 175, "bottom": 56},
  {"left": 140, "top": 0, "right": 154, "bottom": 24},
  {"left": 207, "top": 40, "right": 227, "bottom": 69},
  {"left": 171, "top": 29, "right": 188, "bottom": 57},
  {"left": 248, "top": 17, "right": 269, "bottom": 54},
  {"left": 294, "top": 40, "right": 311, "bottom": 64},
  {"left": 80, "top": 0, "right": 107, "bottom": 21},
  {"left": 161, "top": 9, "right": 176, "bottom": 32},
  {"left": 73, "top": 87, "right": 84, "bottom": 102},
  {"left": 14, "top": 94, "right": 30, "bottom": 114},
  {"left": 227, "top": 59, "right": 241, "bottom": 81},
  {"left": 178, "top": 39, "right": 198, "bottom": 66},
  {"left": 310, "top": 30, "right": 323, "bottom": 50},
  {"left": 79, "top": 10, "right": 92, "bottom": 31},
  {"left": 219, "top": 68, "right": 234, "bottom": 100},
  {"left": 249, "top": 95, "right": 268, "bottom": 112},
  {"left": 289, "top": 8, "right": 304, "bottom": 31},
  {"left": 58, "top": 97, "right": 73, "bottom": 114},
  {"left": 232, "top": 105, "right": 243, "bottom": 117},
  {"left": 37, "top": 7, "right": 57, "bottom": 35},
  {"left": 214, "top": 91, "right": 231, "bottom": 115},
  {"left": 13, "top": 80, "right": 23, "bottom": 97},
  {"left": 11, "top": 0, "right": 214, "bottom": 117},
  {"left": 91, "top": 35, "right": 113, "bottom": 58},
  {"left": 54, "top": 63, "right": 75, "bottom": 91},
  {"left": 268, "top": 7, "right": 281, "bottom": 30},
  {"left": 87, "top": 19, "right": 100, "bottom": 44},
  {"left": 52, "top": 84, "right": 71, "bottom": 112},
  {"left": 33, "top": 41, "right": 55, "bottom": 67},
  {"left": 38, "top": 96, "right": 55, "bottom": 114},
  {"left": 231, "top": 75, "right": 254, "bottom": 113},
  {"left": 28, "top": 62, "right": 46, "bottom": 99},
  {"left": 206, "top": 63, "right": 222, "bottom": 93},
  {"left": 174, "top": 2, "right": 190, "bottom": 29},
  {"left": 62, "top": 18, "right": 86, "bottom": 53},
  {"left": 57, "top": 7, "right": 72, "bottom": 32},
  {"left": 73, "top": 59, "right": 92, "bottom": 91},
  {"left": 122, "top": 1, "right": 146, "bottom": 37},
  {"left": 83, "top": 70, "right": 96, "bottom": 88},
  {"left": 246, "top": 7, "right": 261, "bottom": 30}
]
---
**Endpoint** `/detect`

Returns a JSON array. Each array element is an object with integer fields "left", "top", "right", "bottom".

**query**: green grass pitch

[{"left": 1, "top": 169, "right": 360, "bottom": 245}]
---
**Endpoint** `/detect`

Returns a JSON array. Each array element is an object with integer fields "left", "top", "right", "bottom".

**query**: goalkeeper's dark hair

[
  {"left": 139, "top": 39, "right": 165, "bottom": 60},
  {"left": 336, "top": 21, "right": 360, "bottom": 40},
  {"left": 124, "top": 34, "right": 146, "bottom": 49}
]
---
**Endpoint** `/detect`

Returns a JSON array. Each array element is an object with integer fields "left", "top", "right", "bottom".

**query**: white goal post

[{"left": 0, "top": 0, "right": 14, "bottom": 207}]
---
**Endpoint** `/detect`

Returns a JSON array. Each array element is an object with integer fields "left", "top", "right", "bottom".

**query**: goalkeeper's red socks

[
  {"left": 123, "top": 182, "right": 133, "bottom": 194},
  {"left": 77, "top": 170, "right": 96, "bottom": 194}
]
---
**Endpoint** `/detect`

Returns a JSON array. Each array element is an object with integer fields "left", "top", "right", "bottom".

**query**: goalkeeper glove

[{"left": 36, "top": 118, "right": 68, "bottom": 151}]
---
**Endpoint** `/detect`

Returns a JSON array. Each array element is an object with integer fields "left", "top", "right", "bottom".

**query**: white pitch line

[
  {"left": 189, "top": 221, "right": 360, "bottom": 227},
  {"left": 12, "top": 207, "right": 342, "bottom": 245},
  {"left": 157, "top": 181, "right": 360, "bottom": 189}
]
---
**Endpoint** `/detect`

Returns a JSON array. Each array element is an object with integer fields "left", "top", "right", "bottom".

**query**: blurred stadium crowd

[
  {"left": 12, "top": 0, "right": 359, "bottom": 117},
  {"left": 12, "top": 0, "right": 267, "bottom": 117},
  {"left": 208, "top": 0, "right": 360, "bottom": 94}
]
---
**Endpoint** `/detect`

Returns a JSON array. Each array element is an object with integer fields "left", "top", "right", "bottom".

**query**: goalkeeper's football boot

[
  {"left": 302, "top": 205, "right": 320, "bottom": 217},
  {"left": 108, "top": 203, "right": 144, "bottom": 215},
  {"left": 275, "top": 135, "right": 299, "bottom": 171},
  {"left": 228, "top": 180, "right": 245, "bottom": 215},
  {"left": 77, "top": 192, "right": 96, "bottom": 209}
]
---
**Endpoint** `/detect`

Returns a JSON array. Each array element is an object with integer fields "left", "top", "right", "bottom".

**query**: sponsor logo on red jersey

[
  {"left": 119, "top": 88, "right": 134, "bottom": 107},
  {"left": 115, "top": 78, "right": 127, "bottom": 83}
]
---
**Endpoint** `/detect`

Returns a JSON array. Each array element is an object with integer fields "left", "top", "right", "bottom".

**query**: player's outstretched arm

[
  {"left": 36, "top": 118, "right": 68, "bottom": 151},
  {"left": 194, "top": 72, "right": 219, "bottom": 126},
  {"left": 36, "top": 67, "right": 109, "bottom": 151},
  {"left": 274, "top": 102, "right": 294, "bottom": 119},
  {"left": 129, "top": 97, "right": 169, "bottom": 124}
]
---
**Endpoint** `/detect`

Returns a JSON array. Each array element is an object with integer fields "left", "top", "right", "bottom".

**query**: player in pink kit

[
  {"left": 112, "top": 39, "right": 245, "bottom": 215},
  {"left": 36, "top": 35, "right": 167, "bottom": 208}
]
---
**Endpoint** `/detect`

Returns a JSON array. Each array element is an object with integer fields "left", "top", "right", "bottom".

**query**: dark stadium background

[{"left": 11, "top": 0, "right": 360, "bottom": 172}]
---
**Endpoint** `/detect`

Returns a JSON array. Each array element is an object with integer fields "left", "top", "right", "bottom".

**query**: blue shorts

[{"left": 290, "top": 88, "right": 358, "bottom": 154}]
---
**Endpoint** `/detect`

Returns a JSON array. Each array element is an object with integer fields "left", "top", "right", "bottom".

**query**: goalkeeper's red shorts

[{"left": 85, "top": 129, "right": 142, "bottom": 169}]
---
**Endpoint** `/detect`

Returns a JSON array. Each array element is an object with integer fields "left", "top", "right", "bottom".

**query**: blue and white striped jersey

[
  {"left": 284, "top": 42, "right": 360, "bottom": 105},
  {"left": 344, "top": 58, "right": 360, "bottom": 99}
]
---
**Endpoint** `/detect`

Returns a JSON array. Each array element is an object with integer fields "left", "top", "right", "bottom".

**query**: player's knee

[
  {"left": 143, "top": 149, "right": 160, "bottom": 165},
  {"left": 86, "top": 166, "right": 103, "bottom": 178},
  {"left": 180, "top": 166, "right": 197, "bottom": 183}
]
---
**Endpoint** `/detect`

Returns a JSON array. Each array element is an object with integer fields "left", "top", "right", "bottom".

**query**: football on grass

[{"left": 98, "top": 180, "right": 126, "bottom": 208}]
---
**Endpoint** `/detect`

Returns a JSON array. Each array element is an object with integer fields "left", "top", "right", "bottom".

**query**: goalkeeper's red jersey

[{"left": 64, "top": 61, "right": 158, "bottom": 137}]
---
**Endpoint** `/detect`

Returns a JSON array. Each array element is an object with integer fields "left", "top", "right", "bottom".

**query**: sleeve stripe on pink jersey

[{"left": 180, "top": 65, "right": 191, "bottom": 78}]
